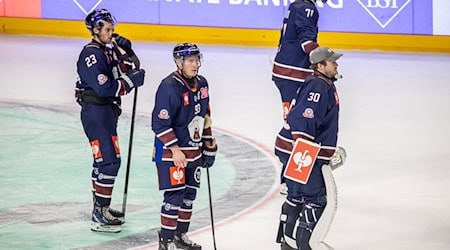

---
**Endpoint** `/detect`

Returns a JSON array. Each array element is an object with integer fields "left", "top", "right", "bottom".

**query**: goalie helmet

[
  {"left": 173, "top": 43, "right": 202, "bottom": 61},
  {"left": 85, "top": 9, "right": 116, "bottom": 34}
]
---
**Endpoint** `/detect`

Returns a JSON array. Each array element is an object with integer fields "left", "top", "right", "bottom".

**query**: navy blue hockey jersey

[
  {"left": 76, "top": 40, "right": 130, "bottom": 104},
  {"left": 152, "top": 72, "right": 212, "bottom": 163},
  {"left": 275, "top": 72, "right": 339, "bottom": 162},
  {"left": 272, "top": 0, "right": 319, "bottom": 83}
]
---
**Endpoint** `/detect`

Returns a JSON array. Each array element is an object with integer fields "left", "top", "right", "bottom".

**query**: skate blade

[{"left": 90, "top": 222, "right": 121, "bottom": 233}]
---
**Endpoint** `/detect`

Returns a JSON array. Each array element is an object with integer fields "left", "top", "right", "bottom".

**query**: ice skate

[
  {"left": 280, "top": 241, "right": 296, "bottom": 250},
  {"left": 92, "top": 192, "right": 124, "bottom": 223},
  {"left": 91, "top": 205, "right": 122, "bottom": 233},
  {"left": 158, "top": 231, "right": 179, "bottom": 250},
  {"left": 174, "top": 231, "right": 201, "bottom": 250},
  {"left": 108, "top": 207, "right": 125, "bottom": 224}
]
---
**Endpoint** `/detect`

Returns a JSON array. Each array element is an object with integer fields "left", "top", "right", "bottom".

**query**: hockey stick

[
  {"left": 206, "top": 167, "right": 218, "bottom": 250},
  {"left": 122, "top": 86, "right": 137, "bottom": 217},
  {"left": 113, "top": 39, "right": 140, "bottom": 218}
]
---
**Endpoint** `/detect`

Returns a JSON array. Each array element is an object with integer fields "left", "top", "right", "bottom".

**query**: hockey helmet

[
  {"left": 173, "top": 43, "right": 202, "bottom": 61},
  {"left": 85, "top": 9, "right": 116, "bottom": 34}
]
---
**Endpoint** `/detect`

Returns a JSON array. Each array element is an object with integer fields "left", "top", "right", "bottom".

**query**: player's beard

[{"left": 325, "top": 67, "right": 338, "bottom": 79}]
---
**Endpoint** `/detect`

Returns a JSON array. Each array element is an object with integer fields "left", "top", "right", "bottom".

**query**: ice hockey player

[
  {"left": 151, "top": 43, "right": 217, "bottom": 250},
  {"left": 75, "top": 9, "right": 145, "bottom": 233},
  {"left": 274, "top": 46, "right": 346, "bottom": 249},
  {"left": 272, "top": 0, "right": 328, "bottom": 195}
]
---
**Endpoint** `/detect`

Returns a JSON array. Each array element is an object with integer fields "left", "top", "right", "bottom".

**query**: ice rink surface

[{"left": 1, "top": 34, "right": 450, "bottom": 249}]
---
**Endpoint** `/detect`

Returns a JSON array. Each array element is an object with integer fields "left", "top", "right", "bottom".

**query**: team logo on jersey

[
  {"left": 188, "top": 116, "right": 205, "bottom": 143},
  {"left": 303, "top": 108, "right": 315, "bottom": 119},
  {"left": 170, "top": 166, "right": 185, "bottom": 185},
  {"left": 90, "top": 140, "right": 103, "bottom": 163},
  {"left": 200, "top": 87, "right": 209, "bottom": 99},
  {"left": 97, "top": 74, "right": 108, "bottom": 85},
  {"left": 357, "top": 0, "right": 411, "bottom": 28},
  {"left": 158, "top": 109, "right": 170, "bottom": 119},
  {"left": 183, "top": 92, "right": 189, "bottom": 106},
  {"left": 194, "top": 166, "right": 201, "bottom": 184}
]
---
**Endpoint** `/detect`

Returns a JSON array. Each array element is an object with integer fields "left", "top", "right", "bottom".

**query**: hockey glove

[
  {"left": 112, "top": 33, "right": 135, "bottom": 56},
  {"left": 202, "top": 139, "right": 217, "bottom": 168},
  {"left": 129, "top": 54, "right": 141, "bottom": 70},
  {"left": 330, "top": 146, "right": 346, "bottom": 170},
  {"left": 120, "top": 69, "right": 145, "bottom": 92}
]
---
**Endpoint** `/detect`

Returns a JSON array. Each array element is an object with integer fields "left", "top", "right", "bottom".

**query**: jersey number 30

[{"left": 307, "top": 92, "right": 321, "bottom": 102}]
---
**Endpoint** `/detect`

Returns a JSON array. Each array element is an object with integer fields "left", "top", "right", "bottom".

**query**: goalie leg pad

[
  {"left": 276, "top": 201, "right": 291, "bottom": 243},
  {"left": 309, "top": 164, "right": 338, "bottom": 250},
  {"left": 280, "top": 199, "right": 303, "bottom": 247},
  {"left": 295, "top": 202, "right": 325, "bottom": 250}
]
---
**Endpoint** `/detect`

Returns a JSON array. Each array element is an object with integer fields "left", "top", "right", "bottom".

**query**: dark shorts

[
  {"left": 80, "top": 103, "right": 120, "bottom": 166},
  {"left": 156, "top": 159, "right": 202, "bottom": 191}
]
